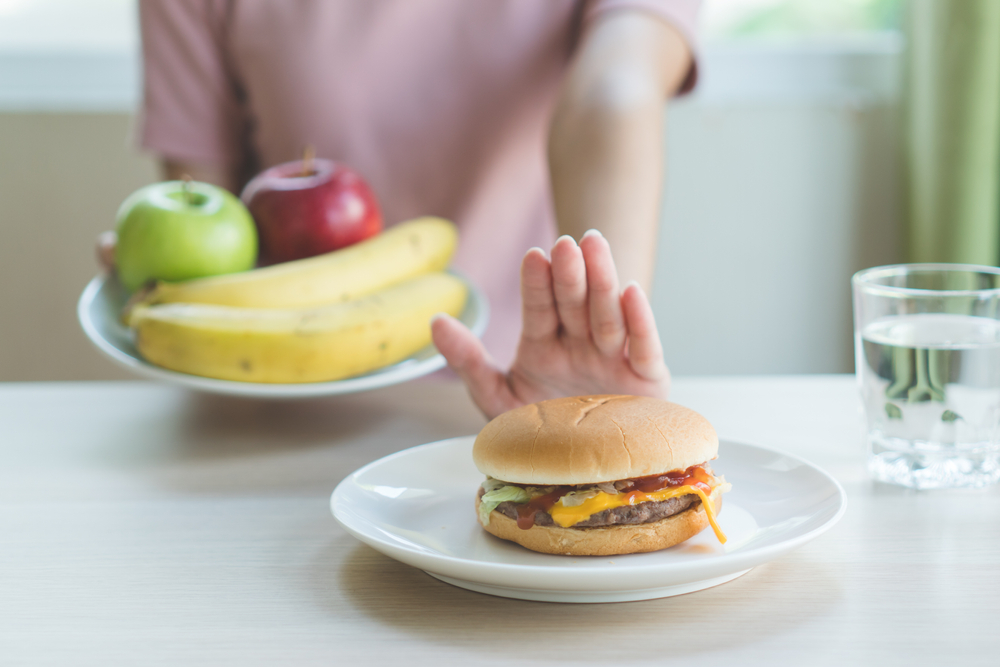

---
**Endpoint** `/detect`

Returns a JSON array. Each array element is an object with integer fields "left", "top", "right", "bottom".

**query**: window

[
  {"left": 0, "top": 0, "right": 136, "bottom": 51},
  {"left": 703, "top": 0, "right": 903, "bottom": 41}
]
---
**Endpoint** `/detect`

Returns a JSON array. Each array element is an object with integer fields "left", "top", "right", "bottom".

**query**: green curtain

[{"left": 906, "top": 0, "right": 1000, "bottom": 265}]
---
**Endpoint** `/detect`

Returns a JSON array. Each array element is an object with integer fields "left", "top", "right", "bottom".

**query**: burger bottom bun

[{"left": 475, "top": 487, "right": 724, "bottom": 557}]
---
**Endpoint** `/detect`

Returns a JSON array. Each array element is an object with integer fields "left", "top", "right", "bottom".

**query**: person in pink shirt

[{"left": 121, "top": 0, "right": 699, "bottom": 418}]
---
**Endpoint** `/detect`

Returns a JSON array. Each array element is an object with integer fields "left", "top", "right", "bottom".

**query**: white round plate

[
  {"left": 77, "top": 273, "right": 488, "bottom": 398},
  {"left": 332, "top": 437, "right": 846, "bottom": 603}
]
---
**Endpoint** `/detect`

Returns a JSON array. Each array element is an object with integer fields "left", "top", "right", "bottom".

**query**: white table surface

[{"left": 2, "top": 376, "right": 998, "bottom": 666}]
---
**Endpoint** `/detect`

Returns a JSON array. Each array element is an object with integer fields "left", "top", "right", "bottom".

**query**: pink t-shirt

[{"left": 139, "top": 0, "right": 699, "bottom": 367}]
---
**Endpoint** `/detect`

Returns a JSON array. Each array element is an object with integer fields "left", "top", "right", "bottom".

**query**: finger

[
  {"left": 579, "top": 229, "right": 625, "bottom": 356},
  {"left": 520, "top": 247, "right": 558, "bottom": 342},
  {"left": 430, "top": 313, "right": 521, "bottom": 419},
  {"left": 549, "top": 235, "right": 589, "bottom": 340},
  {"left": 621, "top": 282, "right": 668, "bottom": 381},
  {"left": 96, "top": 230, "right": 117, "bottom": 273}
]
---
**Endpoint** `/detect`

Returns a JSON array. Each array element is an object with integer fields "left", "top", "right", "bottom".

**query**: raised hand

[{"left": 431, "top": 230, "right": 670, "bottom": 420}]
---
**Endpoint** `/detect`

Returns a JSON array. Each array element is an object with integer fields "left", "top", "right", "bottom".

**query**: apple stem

[
  {"left": 301, "top": 145, "right": 315, "bottom": 177},
  {"left": 181, "top": 174, "right": 193, "bottom": 206}
]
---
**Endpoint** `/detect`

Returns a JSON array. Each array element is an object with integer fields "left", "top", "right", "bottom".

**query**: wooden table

[{"left": 2, "top": 376, "right": 998, "bottom": 665}]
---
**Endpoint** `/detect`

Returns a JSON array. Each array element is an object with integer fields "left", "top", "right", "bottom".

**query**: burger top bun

[{"left": 473, "top": 395, "right": 718, "bottom": 485}]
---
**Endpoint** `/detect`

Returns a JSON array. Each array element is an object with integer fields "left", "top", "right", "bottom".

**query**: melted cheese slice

[{"left": 548, "top": 485, "right": 727, "bottom": 544}]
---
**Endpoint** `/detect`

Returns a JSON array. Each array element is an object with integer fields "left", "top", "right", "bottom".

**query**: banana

[
  {"left": 137, "top": 216, "right": 458, "bottom": 309},
  {"left": 127, "top": 272, "right": 467, "bottom": 383}
]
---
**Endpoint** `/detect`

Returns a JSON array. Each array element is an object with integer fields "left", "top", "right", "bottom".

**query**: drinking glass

[{"left": 852, "top": 264, "right": 1000, "bottom": 489}]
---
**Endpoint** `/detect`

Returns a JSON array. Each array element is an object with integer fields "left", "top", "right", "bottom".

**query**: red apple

[{"left": 241, "top": 155, "right": 382, "bottom": 264}]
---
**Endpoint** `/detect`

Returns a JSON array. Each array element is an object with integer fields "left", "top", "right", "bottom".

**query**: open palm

[{"left": 432, "top": 231, "right": 670, "bottom": 420}]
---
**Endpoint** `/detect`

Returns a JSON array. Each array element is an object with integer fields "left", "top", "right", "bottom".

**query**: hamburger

[{"left": 474, "top": 395, "right": 730, "bottom": 556}]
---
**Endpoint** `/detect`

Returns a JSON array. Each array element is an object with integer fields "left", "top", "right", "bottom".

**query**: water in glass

[{"left": 859, "top": 313, "right": 1000, "bottom": 488}]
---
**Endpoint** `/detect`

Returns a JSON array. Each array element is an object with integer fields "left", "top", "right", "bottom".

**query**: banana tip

[{"left": 120, "top": 280, "right": 158, "bottom": 327}]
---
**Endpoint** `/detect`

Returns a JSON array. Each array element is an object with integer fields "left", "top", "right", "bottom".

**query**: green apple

[{"left": 115, "top": 180, "right": 258, "bottom": 292}]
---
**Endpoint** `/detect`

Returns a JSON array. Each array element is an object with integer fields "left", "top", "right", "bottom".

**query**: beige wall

[{"left": 0, "top": 112, "right": 158, "bottom": 381}]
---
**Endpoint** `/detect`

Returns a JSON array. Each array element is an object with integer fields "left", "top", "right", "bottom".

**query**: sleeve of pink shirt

[
  {"left": 588, "top": 0, "right": 701, "bottom": 94},
  {"left": 138, "top": 0, "right": 247, "bottom": 167}
]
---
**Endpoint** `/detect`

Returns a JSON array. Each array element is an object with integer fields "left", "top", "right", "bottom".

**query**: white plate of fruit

[{"left": 77, "top": 162, "right": 487, "bottom": 398}]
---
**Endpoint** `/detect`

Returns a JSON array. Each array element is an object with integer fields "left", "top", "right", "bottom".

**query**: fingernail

[
  {"left": 430, "top": 313, "right": 450, "bottom": 325},
  {"left": 624, "top": 280, "right": 645, "bottom": 295},
  {"left": 526, "top": 246, "right": 546, "bottom": 257},
  {"left": 555, "top": 235, "right": 577, "bottom": 246},
  {"left": 582, "top": 228, "right": 603, "bottom": 239}
]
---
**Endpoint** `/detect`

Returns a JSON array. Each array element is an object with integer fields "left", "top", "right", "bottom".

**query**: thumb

[
  {"left": 430, "top": 313, "right": 519, "bottom": 419},
  {"left": 96, "top": 230, "right": 117, "bottom": 273}
]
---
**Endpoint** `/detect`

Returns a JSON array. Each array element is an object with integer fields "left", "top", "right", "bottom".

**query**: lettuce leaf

[
  {"left": 481, "top": 477, "right": 508, "bottom": 494},
  {"left": 556, "top": 488, "right": 601, "bottom": 507},
  {"left": 478, "top": 485, "right": 531, "bottom": 526}
]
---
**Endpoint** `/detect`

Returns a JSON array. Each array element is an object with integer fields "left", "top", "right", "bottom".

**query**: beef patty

[{"left": 485, "top": 489, "right": 701, "bottom": 529}]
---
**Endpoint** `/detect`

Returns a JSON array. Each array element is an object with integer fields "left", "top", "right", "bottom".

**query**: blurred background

[{"left": 0, "top": 0, "right": 907, "bottom": 380}]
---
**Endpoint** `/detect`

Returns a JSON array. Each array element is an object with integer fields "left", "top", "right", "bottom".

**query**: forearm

[
  {"left": 549, "top": 89, "right": 665, "bottom": 289},
  {"left": 548, "top": 11, "right": 691, "bottom": 289}
]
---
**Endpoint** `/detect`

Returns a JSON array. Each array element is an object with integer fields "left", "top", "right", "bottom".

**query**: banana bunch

[
  {"left": 137, "top": 216, "right": 458, "bottom": 308},
  {"left": 124, "top": 217, "right": 466, "bottom": 383}
]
